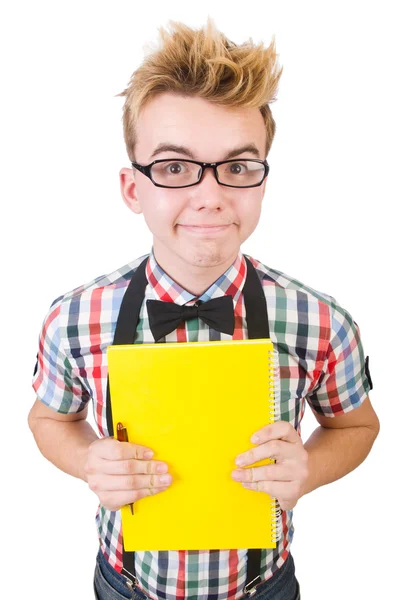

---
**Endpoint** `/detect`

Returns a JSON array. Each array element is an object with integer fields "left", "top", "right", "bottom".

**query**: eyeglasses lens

[{"left": 150, "top": 160, "right": 265, "bottom": 187}]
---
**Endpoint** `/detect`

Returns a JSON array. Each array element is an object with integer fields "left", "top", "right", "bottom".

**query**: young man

[{"left": 28, "top": 18, "right": 379, "bottom": 600}]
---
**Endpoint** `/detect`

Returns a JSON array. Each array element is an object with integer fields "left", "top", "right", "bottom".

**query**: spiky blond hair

[{"left": 117, "top": 17, "right": 283, "bottom": 161}]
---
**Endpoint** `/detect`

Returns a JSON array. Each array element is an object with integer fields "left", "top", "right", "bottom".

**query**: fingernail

[
  {"left": 160, "top": 474, "right": 172, "bottom": 484},
  {"left": 156, "top": 463, "right": 168, "bottom": 473},
  {"left": 232, "top": 470, "right": 244, "bottom": 481},
  {"left": 235, "top": 457, "right": 245, "bottom": 466},
  {"left": 251, "top": 434, "right": 260, "bottom": 444},
  {"left": 144, "top": 450, "right": 154, "bottom": 459}
]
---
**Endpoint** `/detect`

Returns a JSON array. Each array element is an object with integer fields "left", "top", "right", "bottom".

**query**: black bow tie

[{"left": 146, "top": 296, "right": 235, "bottom": 342}]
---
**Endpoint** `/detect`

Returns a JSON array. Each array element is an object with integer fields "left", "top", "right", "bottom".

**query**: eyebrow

[{"left": 148, "top": 143, "right": 261, "bottom": 161}]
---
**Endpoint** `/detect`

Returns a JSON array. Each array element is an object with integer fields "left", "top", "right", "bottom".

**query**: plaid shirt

[{"left": 32, "top": 248, "right": 371, "bottom": 600}]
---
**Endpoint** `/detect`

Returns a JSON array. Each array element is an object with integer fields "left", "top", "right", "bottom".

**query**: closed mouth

[{"left": 179, "top": 224, "right": 232, "bottom": 228}]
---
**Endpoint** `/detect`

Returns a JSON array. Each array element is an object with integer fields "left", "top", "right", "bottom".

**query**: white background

[{"left": 1, "top": 1, "right": 396, "bottom": 598}]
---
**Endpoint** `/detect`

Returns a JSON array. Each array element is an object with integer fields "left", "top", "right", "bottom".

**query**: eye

[
  {"left": 163, "top": 161, "right": 188, "bottom": 175},
  {"left": 228, "top": 162, "right": 248, "bottom": 174}
]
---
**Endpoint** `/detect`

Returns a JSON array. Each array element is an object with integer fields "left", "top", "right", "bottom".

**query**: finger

[
  {"left": 235, "top": 439, "right": 296, "bottom": 466},
  {"left": 88, "top": 472, "right": 173, "bottom": 493},
  {"left": 91, "top": 437, "right": 155, "bottom": 461},
  {"left": 99, "top": 486, "right": 170, "bottom": 511},
  {"left": 242, "top": 479, "right": 301, "bottom": 503},
  {"left": 96, "top": 457, "right": 169, "bottom": 476},
  {"left": 251, "top": 421, "right": 300, "bottom": 445},
  {"left": 232, "top": 463, "right": 291, "bottom": 483}
]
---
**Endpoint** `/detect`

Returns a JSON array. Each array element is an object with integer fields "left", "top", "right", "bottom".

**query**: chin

[{"left": 183, "top": 244, "right": 235, "bottom": 268}]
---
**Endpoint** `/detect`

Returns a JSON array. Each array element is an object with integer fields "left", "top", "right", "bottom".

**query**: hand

[
  {"left": 231, "top": 421, "right": 309, "bottom": 511},
  {"left": 84, "top": 437, "right": 172, "bottom": 511}
]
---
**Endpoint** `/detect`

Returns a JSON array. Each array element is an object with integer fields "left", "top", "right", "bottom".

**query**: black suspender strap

[
  {"left": 106, "top": 254, "right": 271, "bottom": 596},
  {"left": 243, "top": 257, "right": 270, "bottom": 339},
  {"left": 239, "top": 258, "right": 269, "bottom": 596},
  {"left": 106, "top": 257, "right": 149, "bottom": 438}
]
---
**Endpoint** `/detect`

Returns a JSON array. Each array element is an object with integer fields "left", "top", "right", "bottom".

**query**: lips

[
  {"left": 179, "top": 224, "right": 231, "bottom": 227},
  {"left": 178, "top": 224, "right": 232, "bottom": 235}
]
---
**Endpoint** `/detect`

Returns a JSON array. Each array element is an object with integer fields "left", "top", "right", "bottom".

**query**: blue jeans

[{"left": 93, "top": 547, "right": 300, "bottom": 600}]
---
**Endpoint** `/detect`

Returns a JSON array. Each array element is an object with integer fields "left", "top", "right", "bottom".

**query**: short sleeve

[
  {"left": 306, "top": 297, "right": 373, "bottom": 417},
  {"left": 32, "top": 300, "right": 90, "bottom": 414}
]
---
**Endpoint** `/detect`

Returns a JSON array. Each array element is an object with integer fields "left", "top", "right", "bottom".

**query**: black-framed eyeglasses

[{"left": 130, "top": 158, "right": 270, "bottom": 189}]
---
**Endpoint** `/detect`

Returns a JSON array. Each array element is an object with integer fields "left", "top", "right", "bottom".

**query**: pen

[{"left": 116, "top": 422, "right": 134, "bottom": 516}]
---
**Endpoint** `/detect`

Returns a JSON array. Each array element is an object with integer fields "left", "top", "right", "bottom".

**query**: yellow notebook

[{"left": 107, "top": 338, "right": 281, "bottom": 551}]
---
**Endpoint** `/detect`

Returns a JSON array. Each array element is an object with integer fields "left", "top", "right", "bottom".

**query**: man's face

[{"left": 120, "top": 92, "right": 268, "bottom": 276}]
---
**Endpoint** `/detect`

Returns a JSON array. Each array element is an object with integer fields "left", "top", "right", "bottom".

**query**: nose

[{"left": 191, "top": 165, "right": 225, "bottom": 208}]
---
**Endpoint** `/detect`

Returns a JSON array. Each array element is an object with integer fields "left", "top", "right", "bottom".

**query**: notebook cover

[{"left": 107, "top": 338, "right": 277, "bottom": 551}]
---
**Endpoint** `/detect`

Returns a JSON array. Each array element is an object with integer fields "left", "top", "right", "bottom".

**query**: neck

[{"left": 151, "top": 242, "right": 240, "bottom": 297}]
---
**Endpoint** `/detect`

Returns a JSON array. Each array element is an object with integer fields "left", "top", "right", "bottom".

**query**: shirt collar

[{"left": 145, "top": 248, "right": 247, "bottom": 306}]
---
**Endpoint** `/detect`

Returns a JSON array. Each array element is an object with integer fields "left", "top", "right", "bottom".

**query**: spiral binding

[{"left": 268, "top": 348, "right": 282, "bottom": 543}]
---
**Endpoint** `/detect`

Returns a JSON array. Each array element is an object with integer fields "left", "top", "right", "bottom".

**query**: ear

[{"left": 119, "top": 168, "right": 143, "bottom": 214}]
